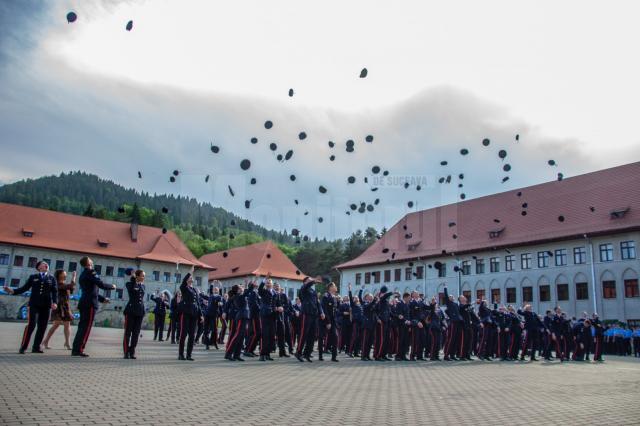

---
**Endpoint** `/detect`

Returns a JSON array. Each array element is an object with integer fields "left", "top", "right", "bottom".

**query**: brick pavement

[{"left": 0, "top": 322, "right": 638, "bottom": 425}]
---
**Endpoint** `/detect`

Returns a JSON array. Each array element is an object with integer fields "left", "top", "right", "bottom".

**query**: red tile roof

[
  {"left": 0, "top": 203, "right": 213, "bottom": 269},
  {"left": 336, "top": 161, "right": 640, "bottom": 270},
  {"left": 199, "top": 241, "right": 306, "bottom": 281}
]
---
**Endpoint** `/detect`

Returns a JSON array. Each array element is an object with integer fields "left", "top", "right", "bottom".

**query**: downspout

[{"left": 585, "top": 234, "right": 598, "bottom": 314}]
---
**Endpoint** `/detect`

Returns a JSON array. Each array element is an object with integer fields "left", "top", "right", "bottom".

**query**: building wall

[
  {"left": 338, "top": 232, "right": 640, "bottom": 322},
  {"left": 0, "top": 244, "right": 209, "bottom": 319}
]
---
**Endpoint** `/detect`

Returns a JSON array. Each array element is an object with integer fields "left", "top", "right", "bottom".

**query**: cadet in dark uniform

[
  {"left": 409, "top": 292, "right": 426, "bottom": 361},
  {"left": 359, "top": 286, "right": 377, "bottom": 361},
  {"left": 320, "top": 282, "right": 339, "bottom": 362},
  {"left": 347, "top": 284, "right": 363, "bottom": 358},
  {"left": 592, "top": 313, "right": 604, "bottom": 361},
  {"left": 427, "top": 298, "right": 442, "bottom": 360},
  {"left": 258, "top": 276, "right": 277, "bottom": 361},
  {"left": 4, "top": 261, "right": 58, "bottom": 354},
  {"left": 295, "top": 277, "right": 325, "bottom": 362},
  {"left": 273, "top": 282, "right": 290, "bottom": 358},
  {"left": 178, "top": 268, "right": 203, "bottom": 361},
  {"left": 204, "top": 285, "right": 222, "bottom": 350},
  {"left": 478, "top": 300, "right": 495, "bottom": 360},
  {"left": 244, "top": 282, "right": 261, "bottom": 356},
  {"left": 338, "top": 295, "right": 352, "bottom": 354},
  {"left": 168, "top": 291, "right": 181, "bottom": 344},
  {"left": 225, "top": 283, "right": 251, "bottom": 361},
  {"left": 151, "top": 292, "right": 169, "bottom": 341},
  {"left": 72, "top": 257, "right": 115, "bottom": 357},
  {"left": 123, "top": 269, "right": 146, "bottom": 359},
  {"left": 395, "top": 293, "right": 411, "bottom": 361},
  {"left": 373, "top": 286, "right": 392, "bottom": 361},
  {"left": 443, "top": 286, "right": 463, "bottom": 361},
  {"left": 517, "top": 304, "right": 539, "bottom": 361}
]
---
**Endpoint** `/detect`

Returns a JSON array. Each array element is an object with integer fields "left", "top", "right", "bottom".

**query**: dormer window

[
  {"left": 407, "top": 242, "right": 421, "bottom": 251},
  {"left": 489, "top": 228, "right": 505, "bottom": 239},
  {"left": 610, "top": 207, "right": 630, "bottom": 219},
  {"left": 21, "top": 228, "right": 34, "bottom": 237},
  {"left": 97, "top": 239, "right": 110, "bottom": 248}
]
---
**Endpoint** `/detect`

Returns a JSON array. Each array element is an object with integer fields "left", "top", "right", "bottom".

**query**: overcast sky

[{"left": 1, "top": 0, "right": 639, "bottom": 239}]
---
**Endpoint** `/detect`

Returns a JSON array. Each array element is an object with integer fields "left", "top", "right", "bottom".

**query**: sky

[{"left": 0, "top": 0, "right": 639, "bottom": 240}]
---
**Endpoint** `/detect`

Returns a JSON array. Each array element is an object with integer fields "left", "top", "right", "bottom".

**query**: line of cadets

[
  {"left": 6, "top": 257, "right": 613, "bottom": 363},
  {"left": 165, "top": 276, "right": 608, "bottom": 363}
]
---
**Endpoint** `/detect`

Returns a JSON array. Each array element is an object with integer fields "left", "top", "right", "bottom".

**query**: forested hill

[
  {"left": 0, "top": 172, "right": 382, "bottom": 284},
  {"left": 0, "top": 171, "right": 289, "bottom": 243}
]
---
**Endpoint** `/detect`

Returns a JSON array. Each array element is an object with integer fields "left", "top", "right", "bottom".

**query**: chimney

[{"left": 130, "top": 222, "right": 138, "bottom": 242}]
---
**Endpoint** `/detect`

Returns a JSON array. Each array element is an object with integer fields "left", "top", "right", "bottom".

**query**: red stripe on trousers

[
  {"left": 20, "top": 308, "right": 31, "bottom": 350},
  {"left": 81, "top": 307, "right": 95, "bottom": 352},
  {"left": 227, "top": 319, "right": 242, "bottom": 355},
  {"left": 296, "top": 314, "right": 306, "bottom": 355}
]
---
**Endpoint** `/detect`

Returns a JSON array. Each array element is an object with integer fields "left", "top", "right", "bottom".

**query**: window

[
  {"left": 462, "top": 290, "right": 471, "bottom": 300},
  {"left": 94, "top": 265, "right": 102, "bottom": 275},
  {"left": 576, "top": 282, "right": 588, "bottom": 300},
  {"left": 573, "top": 247, "right": 587, "bottom": 264},
  {"left": 28, "top": 257, "right": 38, "bottom": 268},
  {"left": 175, "top": 273, "right": 182, "bottom": 284},
  {"left": 115, "top": 288, "right": 124, "bottom": 300},
  {"left": 476, "top": 289, "right": 485, "bottom": 300},
  {"left": 599, "top": 244, "right": 613, "bottom": 262},
  {"left": 11, "top": 278, "right": 20, "bottom": 288},
  {"left": 506, "top": 287, "right": 516, "bottom": 304},
  {"left": 394, "top": 269, "right": 401, "bottom": 281},
  {"left": 55, "top": 260, "right": 64, "bottom": 270},
  {"left": 195, "top": 277, "right": 202, "bottom": 287},
  {"left": 438, "top": 263, "right": 446, "bottom": 278},
  {"left": 68, "top": 262, "right": 77, "bottom": 272},
  {"left": 602, "top": 280, "right": 616, "bottom": 299},
  {"left": 537, "top": 251, "right": 549, "bottom": 268},
  {"left": 0, "top": 277, "right": 4, "bottom": 286},
  {"left": 13, "top": 255, "right": 23, "bottom": 267},
  {"left": 163, "top": 272, "right": 171, "bottom": 283},
  {"left": 384, "top": 270, "right": 391, "bottom": 283},
  {"left": 42, "top": 258, "right": 51, "bottom": 267},
  {"left": 521, "top": 253, "right": 532, "bottom": 269},
  {"left": 152, "top": 271, "right": 160, "bottom": 281},
  {"left": 0, "top": 254, "right": 8, "bottom": 265},
  {"left": 461, "top": 261, "right": 471, "bottom": 275},
  {"left": 355, "top": 273, "right": 362, "bottom": 285},
  {"left": 415, "top": 266, "right": 424, "bottom": 279},
  {"left": 475, "top": 259, "right": 485, "bottom": 274},
  {"left": 554, "top": 249, "right": 567, "bottom": 266},
  {"left": 373, "top": 271, "right": 381, "bottom": 284},
  {"left": 364, "top": 272, "right": 371, "bottom": 284},
  {"left": 438, "top": 292, "right": 446, "bottom": 306},
  {"left": 621, "top": 241, "right": 636, "bottom": 260},
  {"left": 104, "top": 289, "right": 112, "bottom": 298},
  {"left": 522, "top": 286, "right": 533, "bottom": 302},
  {"left": 490, "top": 257, "right": 500, "bottom": 273},
  {"left": 117, "top": 267, "right": 126, "bottom": 278},
  {"left": 505, "top": 255, "right": 515, "bottom": 271},
  {"left": 557, "top": 284, "right": 569, "bottom": 301},
  {"left": 405, "top": 268, "right": 412, "bottom": 281},
  {"left": 624, "top": 279, "right": 639, "bottom": 298},
  {"left": 105, "top": 266, "right": 114, "bottom": 276},
  {"left": 539, "top": 285, "right": 550, "bottom": 302},
  {"left": 491, "top": 288, "right": 500, "bottom": 303}
]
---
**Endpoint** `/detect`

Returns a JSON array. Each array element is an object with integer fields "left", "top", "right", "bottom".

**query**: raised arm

[{"left": 8, "top": 276, "right": 33, "bottom": 295}]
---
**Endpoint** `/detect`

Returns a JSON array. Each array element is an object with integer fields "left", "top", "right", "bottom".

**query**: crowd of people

[{"left": 5, "top": 258, "right": 640, "bottom": 363}]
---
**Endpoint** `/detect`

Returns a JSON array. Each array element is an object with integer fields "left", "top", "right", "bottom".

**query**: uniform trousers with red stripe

[
  {"left": 373, "top": 321, "right": 389, "bottom": 359},
  {"left": 178, "top": 313, "right": 198, "bottom": 358},
  {"left": 260, "top": 315, "right": 275, "bottom": 356},
  {"left": 123, "top": 314, "right": 143, "bottom": 356},
  {"left": 20, "top": 305, "right": 51, "bottom": 352},
  {"left": 226, "top": 319, "right": 246, "bottom": 358},
  {"left": 72, "top": 306, "right": 96, "bottom": 355},
  {"left": 296, "top": 314, "right": 318, "bottom": 358}
]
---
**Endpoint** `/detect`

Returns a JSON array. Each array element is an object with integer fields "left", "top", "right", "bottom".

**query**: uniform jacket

[
  {"left": 321, "top": 293, "right": 338, "bottom": 325},
  {"left": 298, "top": 281, "right": 323, "bottom": 317},
  {"left": 78, "top": 268, "right": 111, "bottom": 310},
  {"left": 124, "top": 278, "right": 146, "bottom": 317},
  {"left": 12, "top": 272, "right": 58, "bottom": 308},
  {"left": 179, "top": 276, "right": 202, "bottom": 317},
  {"left": 443, "top": 287, "right": 463, "bottom": 322}
]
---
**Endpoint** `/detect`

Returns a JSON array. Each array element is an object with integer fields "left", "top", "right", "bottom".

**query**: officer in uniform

[
  {"left": 347, "top": 284, "right": 363, "bottom": 358},
  {"left": 168, "top": 291, "right": 181, "bottom": 344},
  {"left": 150, "top": 292, "right": 169, "bottom": 341},
  {"left": 395, "top": 292, "right": 411, "bottom": 361},
  {"left": 4, "top": 260, "right": 58, "bottom": 354},
  {"left": 225, "top": 284, "right": 251, "bottom": 361},
  {"left": 443, "top": 286, "right": 463, "bottom": 361},
  {"left": 373, "top": 286, "right": 392, "bottom": 361},
  {"left": 295, "top": 277, "right": 325, "bottom": 362},
  {"left": 178, "top": 267, "right": 203, "bottom": 361},
  {"left": 408, "top": 292, "right": 426, "bottom": 361},
  {"left": 204, "top": 285, "right": 222, "bottom": 350},
  {"left": 258, "top": 276, "right": 277, "bottom": 361},
  {"left": 123, "top": 269, "right": 145, "bottom": 359},
  {"left": 72, "top": 256, "right": 115, "bottom": 357},
  {"left": 426, "top": 298, "right": 442, "bottom": 360},
  {"left": 273, "top": 282, "right": 290, "bottom": 358},
  {"left": 591, "top": 313, "right": 604, "bottom": 361},
  {"left": 319, "top": 282, "right": 339, "bottom": 362}
]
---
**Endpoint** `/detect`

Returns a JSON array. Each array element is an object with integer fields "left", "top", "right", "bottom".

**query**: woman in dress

[{"left": 42, "top": 269, "right": 76, "bottom": 350}]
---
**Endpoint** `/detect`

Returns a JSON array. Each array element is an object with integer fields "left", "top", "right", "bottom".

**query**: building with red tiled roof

[
  {"left": 0, "top": 203, "right": 213, "bottom": 318},
  {"left": 335, "top": 162, "right": 640, "bottom": 323},
  {"left": 199, "top": 241, "right": 306, "bottom": 300}
]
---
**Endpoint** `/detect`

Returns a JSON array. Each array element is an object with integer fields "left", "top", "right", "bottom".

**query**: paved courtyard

[{"left": 0, "top": 322, "right": 638, "bottom": 426}]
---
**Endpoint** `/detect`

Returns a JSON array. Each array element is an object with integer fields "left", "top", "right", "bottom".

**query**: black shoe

[
  {"left": 130, "top": 355, "right": 137, "bottom": 360},
  {"left": 266, "top": 356, "right": 274, "bottom": 361},
  {"left": 361, "top": 357, "right": 370, "bottom": 361},
  {"left": 186, "top": 357, "right": 195, "bottom": 361},
  {"left": 234, "top": 356, "right": 245, "bottom": 362},
  {"left": 331, "top": 357, "right": 339, "bottom": 362},
  {"left": 281, "top": 353, "right": 290, "bottom": 358},
  {"left": 19, "top": 349, "right": 25, "bottom": 354},
  {"left": 244, "top": 352, "right": 255, "bottom": 357},
  {"left": 304, "top": 356, "right": 312, "bottom": 363},
  {"left": 318, "top": 356, "right": 324, "bottom": 361},
  {"left": 124, "top": 353, "right": 130, "bottom": 359},
  {"left": 224, "top": 353, "right": 233, "bottom": 360},
  {"left": 531, "top": 357, "right": 538, "bottom": 361},
  {"left": 205, "top": 345, "right": 210, "bottom": 350},
  {"left": 179, "top": 355, "right": 186, "bottom": 360},
  {"left": 295, "top": 354, "right": 304, "bottom": 362},
  {"left": 259, "top": 355, "right": 266, "bottom": 361},
  {"left": 158, "top": 339, "right": 164, "bottom": 342},
  {"left": 32, "top": 349, "right": 44, "bottom": 354}
]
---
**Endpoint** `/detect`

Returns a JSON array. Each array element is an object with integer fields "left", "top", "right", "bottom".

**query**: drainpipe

[
  {"left": 422, "top": 262, "right": 427, "bottom": 296},
  {"left": 585, "top": 234, "right": 598, "bottom": 314}
]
